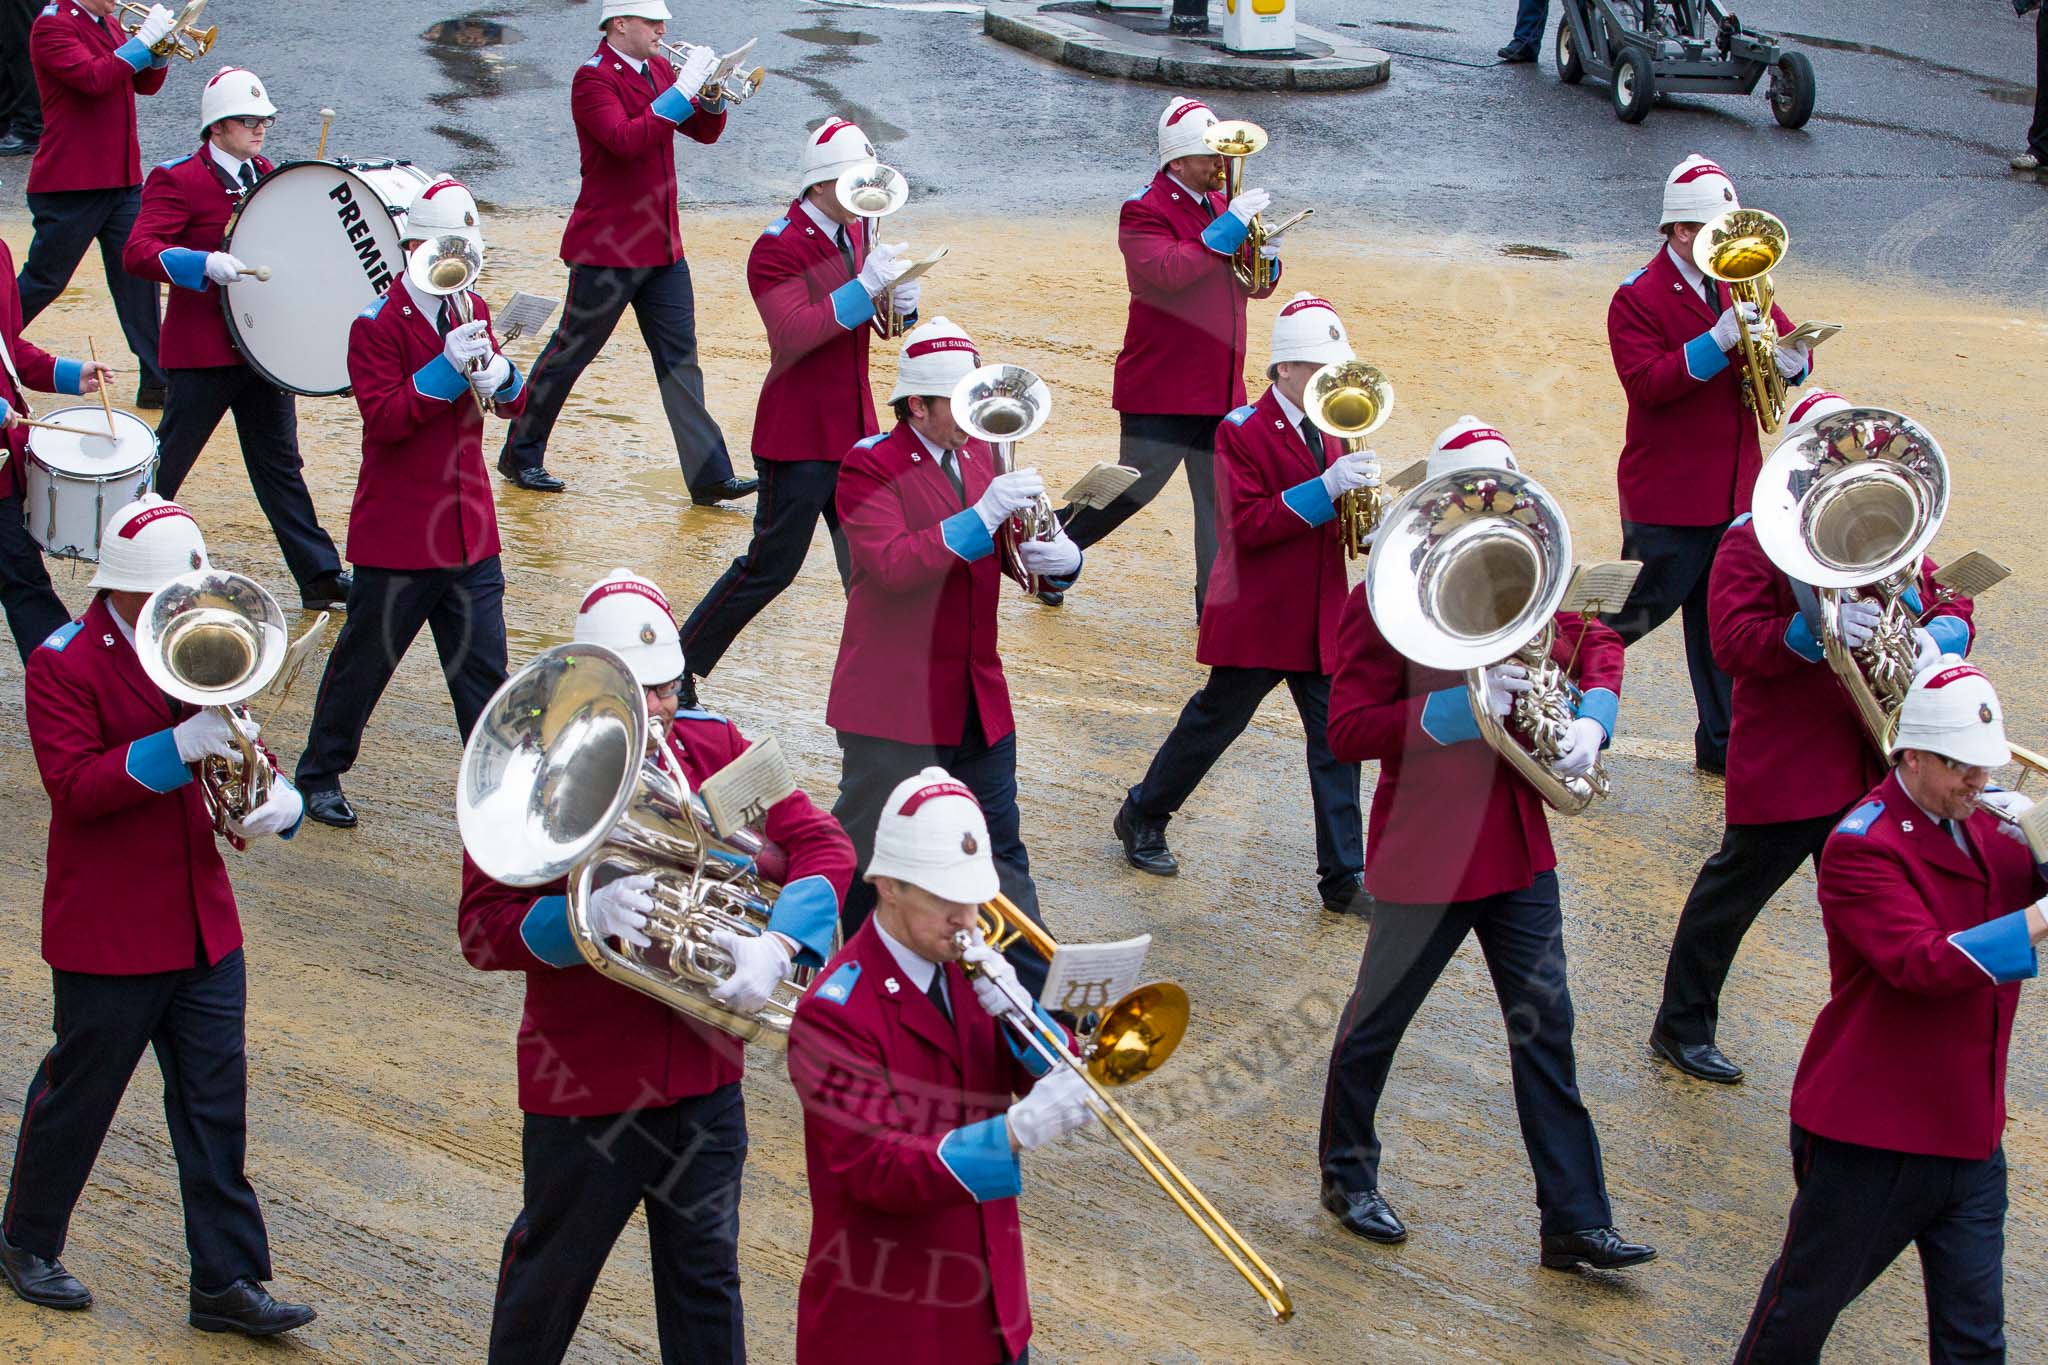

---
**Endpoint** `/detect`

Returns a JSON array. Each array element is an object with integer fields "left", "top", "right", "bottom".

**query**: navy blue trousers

[
  {"left": 1059, "top": 412, "right": 1220, "bottom": 616},
  {"left": 1510, "top": 0, "right": 1550, "bottom": 49},
  {"left": 1737, "top": 1126, "right": 2006, "bottom": 1364},
  {"left": 677, "top": 458, "right": 849, "bottom": 679},
  {"left": 1318, "top": 871, "right": 1613, "bottom": 1235},
  {"left": 17, "top": 187, "right": 164, "bottom": 389},
  {"left": 491, "top": 1083, "right": 748, "bottom": 1365},
  {"left": 0, "top": 0, "right": 39, "bottom": 138},
  {"left": 295, "top": 557, "right": 508, "bottom": 791},
  {"left": 2, "top": 949, "right": 270, "bottom": 1291},
  {"left": 498, "top": 259, "right": 734, "bottom": 491},
  {"left": 1129, "top": 666, "right": 1362, "bottom": 902},
  {"left": 0, "top": 489, "right": 66, "bottom": 663},
  {"left": 1601, "top": 518, "right": 1735, "bottom": 769}
]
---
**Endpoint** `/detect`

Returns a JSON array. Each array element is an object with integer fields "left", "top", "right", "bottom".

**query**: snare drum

[
  {"left": 220, "top": 158, "right": 439, "bottom": 396},
  {"left": 24, "top": 407, "right": 160, "bottom": 561}
]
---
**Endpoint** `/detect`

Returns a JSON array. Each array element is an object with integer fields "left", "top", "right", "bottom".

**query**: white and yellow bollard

[{"left": 1221, "top": 0, "right": 1294, "bottom": 53}]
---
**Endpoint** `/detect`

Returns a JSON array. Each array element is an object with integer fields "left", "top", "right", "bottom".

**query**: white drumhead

[
  {"left": 221, "top": 159, "right": 437, "bottom": 396},
  {"left": 23, "top": 407, "right": 159, "bottom": 561},
  {"left": 27, "top": 406, "right": 158, "bottom": 477}
]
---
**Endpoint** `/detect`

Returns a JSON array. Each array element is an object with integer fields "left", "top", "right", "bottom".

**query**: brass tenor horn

[
  {"left": 1200, "top": 119, "right": 1311, "bottom": 294},
  {"left": 1693, "top": 208, "right": 1790, "bottom": 433},
  {"left": 833, "top": 161, "right": 918, "bottom": 340},
  {"left": 952, "top": 363, "right": 1058, "bottom": 598},
  {"left": 117, "top": 0, "right": 216, "bottom": 62},
  {"left": 1304, "top": 360, "right": 1394, "bottom": 559},
  {"left": 458, "top": 644, "right": 831, "bottom": 1047}
]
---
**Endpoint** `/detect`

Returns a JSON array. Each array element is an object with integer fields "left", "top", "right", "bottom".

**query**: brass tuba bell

[{"left": 1303, "top": 360, "right": 1394, "bottom": 560}]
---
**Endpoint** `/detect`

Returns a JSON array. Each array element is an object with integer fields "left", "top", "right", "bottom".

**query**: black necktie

[
  {"left": 1299, "top": 415, "right": 1322, "bottom": 461},
  {"left": 925, "top": 970, "right": 952, "bottom": 1023},
  {"left": 238, "top": 162, "right": 256, "bottom": 190},
  {"left": 835, "top": 225, "right": 856, "bottom": 278},
  {"left": 437, "top": 300, "right": 456, "bottom": 337},
  {"left": 939, "top": 450, "right": 965, "bottom": 504},
  {"left": 644, "top": 63, "right": 660, "bottom": 94},
  {"left": 1701, "top": 275, "right": 1717, "bottom": 309}
]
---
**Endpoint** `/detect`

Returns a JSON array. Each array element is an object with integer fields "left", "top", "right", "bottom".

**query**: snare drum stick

[
  {"left": 237, "top": 266, "right": 273, "bottom": 282},
  {"left": 6, "top": 415, "right": 109, "bottom": 437},
  {"left": 316, "top": 107, "right": 335, "bottom": 160},
  {"left": 86, "top": 337, "right": 115, "bottom": 437}
]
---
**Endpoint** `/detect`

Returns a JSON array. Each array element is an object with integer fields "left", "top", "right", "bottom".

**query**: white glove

[
  {"left": 706, "top": 929, "right": 792, "bottom": 1014},
  {"left": 1476, "top": 663, "right": 1533, "bottom": 721},
  {"left": 587, "top": 872, "right": 655, "bottom": 949},
  {"left": 1553, "top": 716, "right": 1607, "bottom": 779},
  {"left": 856, "top": 241, "right": 909, "bottom": 296},
  {"left": 1225, "top": 188, "right": 1271, "bottom": 224},
  {"left": 1982, "top": 790, "right": 2036, "bottom": 845},
  {"left": 1319, "top": 449, "right": 1381, "bottom": 500},
  {"left": 443, "top": 319, "right": 490, "bottom": 370},
  {"left": 471, "top": 352, "right": 511, "bottom": 395},
  {"left": 1773, "top": 339, "right": 1811, "bottom": 380},
  {"left": 962, "top": 935, "right": 1035, "bottom": 1020},
  {"left": 1006, "top": 1066, "right": 1102, "bottom": 1152},
  {"left": 1017, "top": 530, "right": 1082, "bottom": 580},
  {"left": 132, "top": 3, "right": 175, "bottom": 48},
  {"left": 238, "top": 780, "right": 303, "bottom": 838},
  {"left": 1836, "top": 598, "right": 1884, "bottom": 650},
  {"left": 203, "top": 252, "right": 246, "bottom": 286},
  {"left": 1258, "top": 243, "right": 1281, "bottom": 262},
  {"left": 672, "top": 43, "right": 719, "bottom": 96},
  {"left": 1911, "top": 626, "right": 1943, "bottom": 679},
  {"left": 1709, "top": 301, "right": 1763, "bottom": 352},
  {"left": 173, "top": 710, "right": 248, "bottom": 764},
  {"left": 974, "top": 468, "right": 1047, "bottom": 533},
  {"left": 888, "top": 276, "right": 922, "bottom": 317}
]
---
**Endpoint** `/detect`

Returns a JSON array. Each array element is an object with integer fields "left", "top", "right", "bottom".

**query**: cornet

[
  {"left": 117, "top": 0, "right": 216, "bottom": 62},
  {"left": 1201, "top": 119, "right": 1312, "bottom": 295},
  {"left": 1694, "top": 208, "right": 1790, "bottom": 433},
  {"left": 951, "top": 363, "right": 1057, "bottom": 597},
  {"left": 1303, "top": 360, "right": 1394, "bottom": 560},
  {"left": 657, "top": 40, "right": 766, "bottom": 106},
  {"left": 832, "top": 161, "right": 917, "bottom": 340}
]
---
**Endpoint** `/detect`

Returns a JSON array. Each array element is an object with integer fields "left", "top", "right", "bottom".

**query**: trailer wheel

[
  {"left": 1769, "top": 51, "right": 1816, "bottom": 129},
  {"left": 1556, "top": 21, "right": 1585, "bottom": 84},
  {"left": 1612, "top": 48, "right": 1654, "bottom": 123}
]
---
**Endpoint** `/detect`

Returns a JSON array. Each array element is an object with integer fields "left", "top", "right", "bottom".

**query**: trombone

[
  {"left": 833, "top": 161, "right": 918, "bottom": 340},
  {"left": 116, "top": 0, "right": 216, "bottom": 62},
  {"left": 1201, "top": 119, "right": 1311, "bottom": 294},
  {"left": 1303, "top": 360, "right": 1394, "bottom": 560},
  {"left": 958, "top": 899, "right": 1292, "bottom": 1321},
  {"left": 1693, "top": 207, "right": 1790, "bottom": 434}
]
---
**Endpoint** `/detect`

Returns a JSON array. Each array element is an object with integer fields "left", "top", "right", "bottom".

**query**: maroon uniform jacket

[
  {"left": 1327, "top": 585, "right": 1625, "bottom": 905},
  {"left": 458, "top": 712, "right": 854, "bottom": 1117},
  {"left": 26, "top": 595, "right": 242, "bottom": 975},
  {"left": 1709, "top": 517, "right": 1973, "bottom": 826},
  {"left": 0, "top": 237, "right": 69, "bottom": 501},
  {"left": 1198, "top": 386, "right": 1348, "bottom": 673},
  {"left": 747, "top": 201, "right": 878, "bottom": 464},
  {"left": 1111, "top": 168, "right": 1279, "bottom": 417},
  {"left": 343, "top": 278, "right": 528, "bottom": 571},
  {"left": 124, "top": 145, "right": 274, "bottom": 370},
  {"left": 831, "top": 423, "right": 1075, "bottom": 747},
  {"left": 787, "top": 918, "right": 1057, "bottom": 1365},
  {"left": 559, "top": 42, "right": 726, "bottom": 269},
  {"left": 1793, "top": 769, "right": 2044, "bottom": 1159},
  {"left": 1607, "top": 245, "right": 1801, "bottom": 526},
  {"left": 26, "top": 1, "right": 166, "bottom": 194}
]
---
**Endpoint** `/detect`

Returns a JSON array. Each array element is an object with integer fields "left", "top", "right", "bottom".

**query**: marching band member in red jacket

[
  {"left": 0, "top": 494, "right": 313, "bottom": 1335},
  {"left": 675, "top": 118, "right": 914, "bottom": 707},
  {"left": 1316, "top": 426, "right": 1654, "bottom": 1271},
  {"left": 1649, "top": 405, "right": 1974, "bottom": 1084},
  {"left": 788, "top": 770, "right": 1096, "bottom": 1365},
  {"left": 18, "top": 0, "right": 173, "bottom": 406},
  {"left": 495, "top": 0, "right": 754, "bottom": 501},
  {"left": 827, "top": 319, "right": 1080, "bottom": 997},
  {"left": 0, "top": 231, "right": 108, "bottom": 660},
  {"left": 1601, "top": 155, "right": 1808, "bottom": 775},
  {"left": 460, "top": 568, "right": 851, "bottom": 1365},
  {"left": 1047, "top": 95, "right": 1282, "bottom": 614},
  {"left": 293, "top": 177, "right": 527, "bottom": 830},
  {"left": 122, "top": 66, "right": 349, "bottom": 611},
  {"left": 1115, "top": 293, "right": 1370, "bottom": 915},
  {"left": 1736, "top": 665, "right": 2044, "bottom": 1363}
]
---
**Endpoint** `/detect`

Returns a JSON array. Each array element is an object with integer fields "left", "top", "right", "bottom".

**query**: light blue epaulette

[
  {"left": 156, "top": 153, "right": 193, "bottom": 171},
  {"left": 1223, "top": 404, "right": 1257, "bottom": 427},
  {"left": 814, "top": 960, "right": 861, "bottom": 1006},
  {"left": 358, "top": 296, "right": 386, "bottom": 320},
  {"left": 38, "top": 3, "right": 55, "bottom": 15},
  {"left": 853, "top": 432, "right": 889, "bottom": 449},
  {"left": 762, "top": 216, "right": 790, "bottom": 238},
  {"left": 1125, "top": 183, "right": 1152, "bottom": 203},
  {"left": 38, "top": 621, "right": 82, "bottom": 653},
  {"left": 1729, "top": 511, "right": 1753, "bottom": 528},
  {"left": 1836, "top": 799, "right": 1885, "bottom": 837},
  {"left": 674, "top": 706, "right": 726, "bottom": 724},
  {"left": 1619, "top": 266, "right": 1647, "bottom": 287},
  {"left": 582, "top": 52, "right": 603, "bottom": 68}
]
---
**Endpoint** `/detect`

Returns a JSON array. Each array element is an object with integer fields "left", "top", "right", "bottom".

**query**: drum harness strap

[{"left": 0, "top": 326, "right": 33, "bottom": 421}]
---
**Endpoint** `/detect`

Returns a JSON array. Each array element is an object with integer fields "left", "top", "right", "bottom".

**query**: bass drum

[{"left": 219, "top": 158, "right": 438, "bottom": 397}]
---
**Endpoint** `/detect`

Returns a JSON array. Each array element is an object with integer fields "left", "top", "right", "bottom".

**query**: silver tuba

[
  {"left": 1366, "top": 466, "right": 1608, "bottom": 814},
  {"left": 457, "top": 643, "right": 829, "bottom": 1048},
  {"left": 1750, "top": 405, "right": 1949, "bottom": 755},
  {"left": 952, "top": 362, "right": 1058, "bottom": 597}
]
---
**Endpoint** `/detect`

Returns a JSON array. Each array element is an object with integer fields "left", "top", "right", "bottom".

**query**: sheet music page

[
  {"left": 710, "top": 38, "right": 758, "bottom": 84},
  {"left": 1039, "top": 934, "right": 1152, "bottom": 1014},
  {"left": 1562, "top": 561, "right": 1644, "bottom": 616},
  {"left": 891, "top": 247, "right": 950, "bottom": 287},
  {"left": 698, "top": 736, "right": 798, "bottom": 838},
  {"left": 495, "top": 291, "right": 559, "bottom": 342},
  {"left": 1061, "top": 462, "right": 1141, "bottom": 510},
  {"left": 1933, "top": 551, "right": 2011, "bottom": 600}
]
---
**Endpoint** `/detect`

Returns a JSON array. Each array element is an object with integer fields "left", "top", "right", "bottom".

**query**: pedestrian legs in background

[
  {"left": 1499, "top": 0, "right": 1548, "bottom": 60},
  {"left": 2016, "top": 3, "right": 2048, "bottom": 172}
]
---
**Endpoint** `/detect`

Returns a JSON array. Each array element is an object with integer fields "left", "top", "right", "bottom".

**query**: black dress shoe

[
  {"left": 189, "top": 1278, "right": 316, "bottom": 1336},
  {"left": 0, "top": 131, "right": 38, "bottom": 158},
  {"left": 1320, "top": 1179, "right": 1407, "bottom": 1244},
  {"left": 303, "top": 788, "right": 357, "bottom": 829},
  {"left": 1035, "top": 587, "right": 1065, "bottom": 607},
  {"left": 1497, "top": 43, "right": 1538, "bottom": 62},
  {"left": 1649, "top": 1028, "right": 1743, "bottom": 1083},
  {"left": 1540, "top": 1226, "right": 1656, "bottom": 1271},
  {"left": 0, "top": 1229, "right": 91, "bottom": 1310},
  {"left": 301, "top": 570, "right": 353, "bottom": 612},
  {"left": 134, "top": 383, "right": 166, "bottom": 410},
  {"left": 690, "top": 476, "right": 759, "bottom": 506},
  {"left": 499, "top": 462, "right": 566, "bottom": 493},
  {"left": 1695, "top": 754, "right": 1727, "bottom": 777},
  {"left": 1322, "top": 877, "right": 1376, "bottom": 919},
  {"left": 1113, "top": 797, "right": 1178, "bottom": 876}
]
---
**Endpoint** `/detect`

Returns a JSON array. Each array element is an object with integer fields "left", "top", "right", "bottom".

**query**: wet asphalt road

[{"left": 7, "top": 0, "right": 2043, "bottom": 298}]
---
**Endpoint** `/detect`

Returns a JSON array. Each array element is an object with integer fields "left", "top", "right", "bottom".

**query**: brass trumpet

[
  {"left": 956, "top": 901, "right": 1292, "bottom": 1321},
  {"left": 1201, "top": 119, "right": 1312, "bottom": 294},
  {"left": 117, "top": 0, "right": 216, "bottom": 62},
  {"left": 1694, "top": 207, "right": 1790, "bottom": 433},
  {"left": 1303, "top": 360, "right": 1394, "bottom": 560}
]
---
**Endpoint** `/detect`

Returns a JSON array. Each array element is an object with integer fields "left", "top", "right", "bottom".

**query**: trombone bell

[{"left": 1089, "top": 982, "right": 1189, "bottom": 1087}]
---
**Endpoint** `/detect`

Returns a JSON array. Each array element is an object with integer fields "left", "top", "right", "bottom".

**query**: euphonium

[
  {"left": 951, "top": 363, "right": 1058, "bottom": 597},
  {"left": 117, "top": 0, "right": 216, "bottom": 62},
  {"left": 1366, "top": 466, "right": 1608, "bottom": 814},
  {"left": 1750, "top": 406, "right": 1950, "bottom": 755},
  {"left": 458, "top": 644, "right": 830, "bottom": 1047},
  {"left": 1303, "top": 360, "right": 1394, "bottom": 560},
  {"left": 1693, "top": 208, "right": 1790, "bottom": 433}
]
